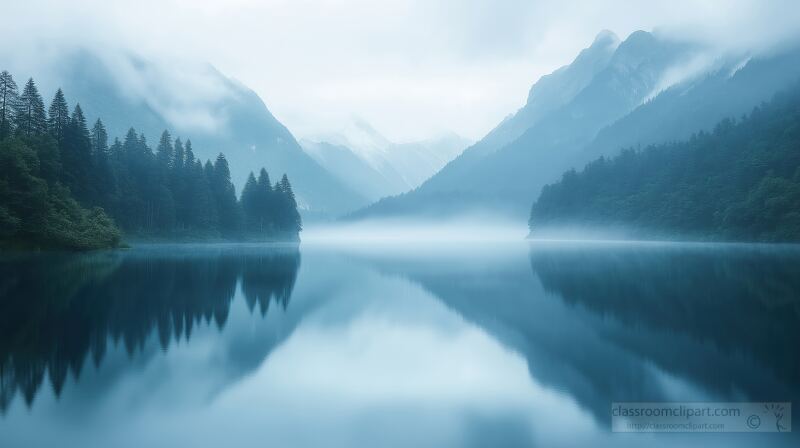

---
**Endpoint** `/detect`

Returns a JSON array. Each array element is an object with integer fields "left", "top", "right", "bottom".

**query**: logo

[
  {"left": 746, "top": 414, "right": 761, "bottom": 430},
  {"left": 764, "top": 403, "right": 788, "bottom": 432}
]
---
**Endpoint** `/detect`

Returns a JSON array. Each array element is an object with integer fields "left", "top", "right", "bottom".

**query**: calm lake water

[{"left": 1, "top": 241, "right": 798, "bottom": 447}]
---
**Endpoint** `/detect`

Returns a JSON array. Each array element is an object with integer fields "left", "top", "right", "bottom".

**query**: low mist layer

[{"left": 303, "top": 215, "right": 529, "bottom": 245}]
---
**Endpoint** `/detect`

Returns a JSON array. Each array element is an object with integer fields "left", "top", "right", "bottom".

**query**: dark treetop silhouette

[
  {"left": 0, "top": 71, "right": 302, "bottom": 250},
  {"left": 0, "top": 246, "right": 301, "bottom": 411}
]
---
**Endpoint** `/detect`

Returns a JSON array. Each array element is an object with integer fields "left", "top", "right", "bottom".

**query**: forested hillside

[
  {"left": 349, "top": 34, "right": 800, "bottom": 223},
  {"left": 26, "top": 51, "right": 367, "bottom": 217},
  {"left": 0, "top": 71, "right": 301, "bottom": 250},
  {"left": 529, "top": 84, "right": 800, "bottom": 242},
  {"left": 348, "top": 31, "right": 694, "bottom": 220}
]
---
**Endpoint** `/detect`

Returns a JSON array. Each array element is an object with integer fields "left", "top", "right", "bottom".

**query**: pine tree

[
  {"left": 240, "top": 172, "right": 259, "bottom": 233},
  {"left": 172, "top": 137, "right": 184, "bottom": 172},
  {"left": 120, "top": 128, "right": 135, "bottom": 152},
  {"left": 135, "top": 130, "right": 174, "bottom": 232},
  {"left": 114, "top": 128, "right": 149, "bottom": 230},
  {"left": 156, "top": 130, "right": 173, "bottom": 168},
  {"left": 276, "top": 174, "right": 302, "bottom": 234},
  {"left": 170, "top": 137, "right": 186, "bottom": 229},
  {"left": 62, "top": 104, "right": 93, "bottom": 203},
  {"left": 47, "top": 88, "right": 70, "bottom": 145},
  {"left": 0, "top": 71, "right": 19, "bottom": 140},
  {"left": 257, "top": 168, "right": 273, "bottom": 232},
  {"left": 14, "top": 78, "right": 46, "bottom": 138},
  {"left": 137, "top": 133, "right": 149, "bottom": 156},
  {"left": 90, "top": 119, "right": 108, "bottom": 155},
  {"left": 184, "top": 140, "right": 195, "bottom": 167},
  {"left": 211, "top": 154, "right": 241, "bottom": 235},
  {"left": 70, "top": 104, "right": 89, "bottom": 137},
  {"left": 109, "top": 137, "right": 122, "bottom": 158},
  {"left": 91, "top": 119, "right": 115, "bottom": 210},
  {"left": 202, "top": 159, "right": 219, "bottom": 230},
  {"left": 2, "top": 79, "right": 303, "bottom": 244}
]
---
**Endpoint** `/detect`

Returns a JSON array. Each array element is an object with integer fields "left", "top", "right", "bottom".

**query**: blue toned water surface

[{"left": 0, "top": 241, "right": 798, "bottom": 447}]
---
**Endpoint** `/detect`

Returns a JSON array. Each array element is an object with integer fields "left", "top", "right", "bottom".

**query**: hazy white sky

[{"left": 2, "top": 0, "right": 799, "bottom": 142}]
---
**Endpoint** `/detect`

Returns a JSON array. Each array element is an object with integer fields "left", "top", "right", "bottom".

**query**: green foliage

[
  {"left": 275, "top": 174, "right": 302, "bottom": 234},
  {"left": 0, "top": 71, "right": 18, "bottom": 140},
  {"left": 0, "top": 70, "right": 303, "bottom": 246},
  {"left": 529, "top": 83, "right": 800, "bottom": 242},
  {"left": 238, "top": 169, "right": 301, "bottom": 239},
  {"left": 47, "top": 88, "right": 70, "bottom": 144},
  {"left": 241, "top": 172, "right": 261, "bottom": 231},
  {"left": 0, "top": 138, "right": 120, "bottom": 250},
  {"left": 14, "top": 78, "right": 46, "bottom": 138},
  {"left": 211, "top": 153, "right": 241, "bottom": 236},
  {"left": 61, "top": 104, "right": 94, "bottom": 203}
]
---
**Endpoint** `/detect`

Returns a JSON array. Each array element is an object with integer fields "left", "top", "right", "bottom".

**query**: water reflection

[
  {"left": 349, "top": 241, "right": 800, "bottom": 444},
  {"left": 0, "top": 245, "right": 300, "bottom": 412},
  {"left": 530, "top": 242, "right": 800, "bottom": 394},
  {"left": 1, "top": 241, "right": 799, "bottom": 447}
]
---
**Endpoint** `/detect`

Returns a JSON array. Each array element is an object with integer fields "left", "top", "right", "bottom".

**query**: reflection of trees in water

[
  {"left": 529, "top": 244, "right": 800, "bottom": 388},
  {"left": 0, "top": 247, "right": 300, "bottom": 413},
  {"left": 333, "top": 244, "right": 800, "bottom": 428}
]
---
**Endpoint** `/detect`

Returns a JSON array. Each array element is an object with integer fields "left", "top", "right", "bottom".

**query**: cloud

[
  {"left": 101, "top": 53, "right": 238, "bottom": 133},
  {"left": 1, "top": 0, "right": 799, "bottom": 142}
]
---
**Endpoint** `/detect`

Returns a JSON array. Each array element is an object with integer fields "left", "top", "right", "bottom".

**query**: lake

[{"left": 1, "top": 241, "right": 798, "bottom": 447}]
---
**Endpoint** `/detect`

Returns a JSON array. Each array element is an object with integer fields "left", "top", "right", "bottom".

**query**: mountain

[
  {"left": 429, "top": 29, "right": 621, "bottom": 178},
  {"left": 300, "top": 139, "right": 407, "bottom": 201},
  {"left": 302, "top": 120, "right": 470, "bottom": 201},
  {"left": 348, "top": 30, "right": 800, "bottom": 221},
  {"left": 575, "top": 47, "right": 800, "bottom": 165},
  {"left": 21, "top": 49, "right": 368, "bottom": 218},
  {"left": 528, "top": 82, "right": 800, "bottom": 242}
]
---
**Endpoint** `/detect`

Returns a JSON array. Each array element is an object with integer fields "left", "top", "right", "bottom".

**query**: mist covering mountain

[
  {"left": 348, "top": 30, "right": 800, "bottom": 221},
  {"left": 23, "top": 50, "right": 368, "bottom": 218},
  {"left": 302, "top": 120, "right": 469, "bottom": 201},
  {"left": 8, "top": 29, "right": 800, "bottom": 223}
]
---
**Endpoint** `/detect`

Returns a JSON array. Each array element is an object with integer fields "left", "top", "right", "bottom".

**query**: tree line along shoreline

[
  {"left": 0, "top": 70, "right": 302, "bottom": 251},
  {"left": 528, "top": 82, "right": 800, "bottom": 243}
]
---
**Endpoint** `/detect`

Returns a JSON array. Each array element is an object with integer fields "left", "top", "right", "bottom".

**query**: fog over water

[
  {"left": 303, "top": 217, "right": 530, "bottom": 245},
  {"left": 2, "top": 241, "right": 798, "bottom": 447},
  {"left": 1, "top": 2, "right": 799, "bottom": 447},
  {"left": 302, "top": 219, "right": 745, "bottom": 246}
]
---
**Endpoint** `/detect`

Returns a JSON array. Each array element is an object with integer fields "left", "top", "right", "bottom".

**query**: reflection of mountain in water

[
  {"left": 530, "top": 243, "right": 800, "bottom": 389},
  {"left": 0, "top": 246, "right": 300, "bottom": 413},
  {"left": 355, "top": 243, "right": 800, "bottom": 428}
]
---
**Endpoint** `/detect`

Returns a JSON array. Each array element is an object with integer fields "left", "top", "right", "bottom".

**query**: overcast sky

[{"left": 2, "top": 0, "right": 799, "bottom": 142}]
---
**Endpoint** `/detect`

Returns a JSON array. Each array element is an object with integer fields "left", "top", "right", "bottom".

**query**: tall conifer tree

[
  {"left": 0, "top": 71, "right": 18, "bottom": 140},
  {"left": 257, "top": 168, "right": 273, "bottom": 232},
  {"left": 91, "top": 119, "right": 115, "bottom": 209},
  {"left": 156, "top": 130, "right": 173, "bottom": 168},
  {"left": 240, "top": 172, "right": 259, "bottom": 233},
  {"left": 14, "top": 78, "right": 46, "bottom": 137},
  {"left": 211, "top": 154, "right": 241, "bottom": 235},
  {"left": 47, "top": 88, "right": 70, "bottom": 145},
  {"left": 62, "top": 104, "right": 93, "bottom": 202}
]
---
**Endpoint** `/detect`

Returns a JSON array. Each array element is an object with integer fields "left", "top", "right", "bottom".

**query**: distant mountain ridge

[
  {"left": 301, "top": 120, "right": 470, "bottom": 201},
  {"left": 348, "top": 30, "right": 800, "bottom": 221},
  {"left": 22, "top": 49, "right": 368, "bottom": 218},
  {"left": 300, "top": 139, "right": 408, "bottom": 201}
]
